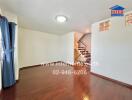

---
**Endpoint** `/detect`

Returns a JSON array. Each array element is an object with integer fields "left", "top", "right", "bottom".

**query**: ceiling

[{"left": 0, "top": 0, "right": 132, "bottom": 34}]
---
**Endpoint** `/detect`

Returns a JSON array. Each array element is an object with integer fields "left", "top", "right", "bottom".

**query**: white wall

[
  {"left": 60, "top": 32, "right": 74, "bottom": 64},
  {"left": 91, "top": 11, "right": 132, "bottom": 85},
  {"left": 19, "top": 28, "right": 74, "bottom": 67},
  {"left": 19, "top": 28, "right": 61, "bottom": 68}
]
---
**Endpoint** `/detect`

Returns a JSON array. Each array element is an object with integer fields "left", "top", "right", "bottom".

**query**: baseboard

[
  {"left": 20, "top": 61, "right": 90, "bottom": 71},
  {"left": 20, "top": 61, "right": 73, "bottom": 70},
  {"left": 91, "top": 72, "right": 132, "bottom": 89},
  {"left": 20, "top": 64, "right": 41, "bottom": 70}
]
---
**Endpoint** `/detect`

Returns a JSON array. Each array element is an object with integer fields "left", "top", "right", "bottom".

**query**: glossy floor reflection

[{"left": 0, "top": 65, "right": 132, "bottom": 100}]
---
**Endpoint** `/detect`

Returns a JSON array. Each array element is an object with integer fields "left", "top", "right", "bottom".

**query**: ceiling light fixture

[{"left": 56, "top": 15, "right": 67, "bottom": 23}]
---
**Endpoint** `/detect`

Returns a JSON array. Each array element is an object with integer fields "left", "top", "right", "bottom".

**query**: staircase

[{"left": 76, "top": 33, "right": 91, "bottom": 65}]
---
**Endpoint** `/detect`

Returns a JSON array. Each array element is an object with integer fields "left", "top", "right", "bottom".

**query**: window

[
  {"left": 125, "top": 13, "right": 132, "bottom": 26},
  {"left": 99, "top": 20, "right": 110, "bottom": 32}
]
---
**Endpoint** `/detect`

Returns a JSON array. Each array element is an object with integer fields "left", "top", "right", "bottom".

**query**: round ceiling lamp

[{"left": 56, "top": 15, "right": 67, "bottom": 23}]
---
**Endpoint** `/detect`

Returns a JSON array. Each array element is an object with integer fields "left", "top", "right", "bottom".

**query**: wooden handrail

[
  {"left": 78, "top": 33, "right": 90, "bottom": 42},
  {"left": 79, "top": 41, "right": 87, "bottom": 49},
  {"left": 78, "top": 33, "right": 89, "bottom": 49}
]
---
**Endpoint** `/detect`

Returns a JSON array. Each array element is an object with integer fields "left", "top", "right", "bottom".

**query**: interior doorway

[{"left": 74, "top": 32, "right": 91, "bottom": 65}]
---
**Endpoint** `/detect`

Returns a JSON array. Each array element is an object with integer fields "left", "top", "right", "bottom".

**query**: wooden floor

[{"left": 0, "top": 65, "right": 132, "bottom": 100}]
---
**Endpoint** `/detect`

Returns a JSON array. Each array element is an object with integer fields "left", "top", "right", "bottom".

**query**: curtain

[{"left": 0, "top": 16, "right": 16, "bottom": 88}]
